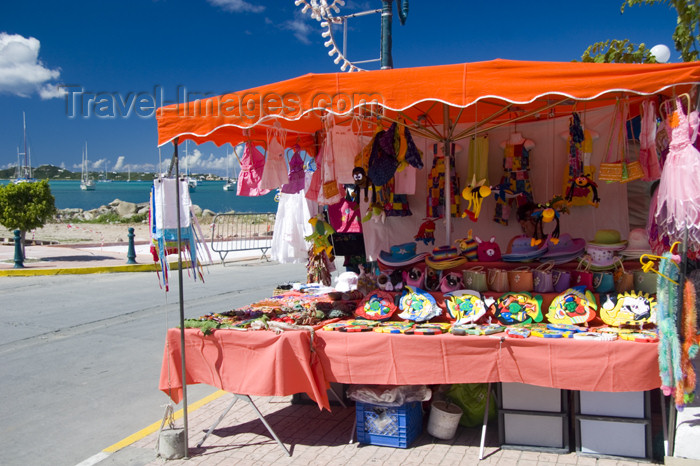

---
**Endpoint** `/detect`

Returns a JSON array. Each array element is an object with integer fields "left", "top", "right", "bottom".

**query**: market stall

[{"left": 155, "top": 59, "right": 700, "bottom": 458}]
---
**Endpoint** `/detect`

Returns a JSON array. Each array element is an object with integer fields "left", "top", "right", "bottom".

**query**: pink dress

[
  {"left": 237, "top": 144, "right": 270, "bottom": 197},
  {"left": 654, "top": 98, "right": 700, "bottom": 246},
  {"left": 281, "top": 149, "right": 305, "bottom": 194}
]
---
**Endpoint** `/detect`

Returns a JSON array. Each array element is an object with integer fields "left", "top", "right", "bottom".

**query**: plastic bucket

[{"left": 427, "top": 400, "right": 463, "bottom": 440}]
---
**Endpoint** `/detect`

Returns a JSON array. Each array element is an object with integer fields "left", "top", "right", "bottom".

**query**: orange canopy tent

[{"left": 156, "top": 58, "right": 700, "bottom": 149}]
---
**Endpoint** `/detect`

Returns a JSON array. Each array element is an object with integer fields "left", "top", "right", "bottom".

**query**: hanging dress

[
  {"left": 330, "top": 121, "right": 362, "bottom": 184},
  {"left": 237, "top": 143, "right": 270, "bottom": 197},
  {"left": 639, "top": 100, "right": 662, "bottom": 181},
  {"left": 494, "top": 142, "right": 533, "bottom": 225},
  {"left": 259, "top": 123, "right": 289, "bottom": 190},
  {"left": 654, "top": 97, "right": 700, "bottom": 246},
  {"left": 281, "top": 148, "right": 305, "bottom": 194}
]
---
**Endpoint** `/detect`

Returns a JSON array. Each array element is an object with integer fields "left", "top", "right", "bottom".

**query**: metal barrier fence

[{"left": 209, "top": 212, "right": 275, "bottom": 264}]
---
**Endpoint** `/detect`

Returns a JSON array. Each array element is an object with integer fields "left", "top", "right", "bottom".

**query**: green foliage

[
  {"left": 581, "top": 40, "right": 656, "bottom": 63},
  {"left": 622, "top": 0, "right": 699, "bottom": 62},
  {"left": 68, "top": 211, "right": 149, "bottom": 224},
  {"left": 0, "top": 180, "right": 57, "bottom": 232}
]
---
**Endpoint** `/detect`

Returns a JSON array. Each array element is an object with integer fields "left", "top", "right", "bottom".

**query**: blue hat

[{"left": 378, "top": 242, "right": 428, "bottom": 267}]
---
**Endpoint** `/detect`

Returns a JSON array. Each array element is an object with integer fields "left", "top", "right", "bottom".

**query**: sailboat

[
  {"left": 183, "top": 141, "right": 197, "bottom": 192},
  {"left": 127, "top": 166, "right": 131, "bottom": 182},
  {"left": 80, "top": 142, "right": 96, "bottom": 191},
  {"left": 223, "top": 150, "right": 237, "bottom": 191},
  {"left": 13, "top": 112, "right": 37, "bottom": 184}
]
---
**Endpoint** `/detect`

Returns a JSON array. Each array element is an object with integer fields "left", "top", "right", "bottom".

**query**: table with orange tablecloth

[{"left": 160, "top": 327, "right": 661, "bottom": 411}]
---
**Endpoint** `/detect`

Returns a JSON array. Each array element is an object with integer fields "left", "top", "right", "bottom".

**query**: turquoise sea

[{"left": 1, "top": 180, "right": 279, "bottom": 213}]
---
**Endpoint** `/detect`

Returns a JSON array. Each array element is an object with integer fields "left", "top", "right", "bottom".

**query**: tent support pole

[
  {"left": 172, "top": 138, "right": 189, "bottom": 459},
  {"left": 443, "top": 103, "right": 453, "bottom": 244}
]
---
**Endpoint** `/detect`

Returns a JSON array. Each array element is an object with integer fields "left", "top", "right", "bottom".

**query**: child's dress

[
  {"left": 237, "top": 143, "right": 270, "bottom": 197},
  {"left": 281, "top": 148, "right": 305, "bottom": 194},
  {"left": 259, "top": 124, "right": 289, "bottom": 190},
  {"left": 654, "top": 97, "right": 700, "bottom": 246}
]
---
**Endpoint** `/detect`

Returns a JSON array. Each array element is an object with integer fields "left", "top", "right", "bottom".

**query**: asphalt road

[{"left": 0, "top": 261, "right": 307, "bottom": 466}]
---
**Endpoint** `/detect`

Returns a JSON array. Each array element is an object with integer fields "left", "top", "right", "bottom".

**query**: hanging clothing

[
  {"left": 654, "top": 97, "right": 700, "bottom": 247},
  {"left": 271, "top": 190, "right": 315, "bottom": 264},
  {"left": 260, "top": 124, "right": 289, "bottom": 190},
  {"left": 394, "top": 164, "right": 417, "bottom": 195},
  {"left": 330, "top": 123, "right": 362, "bottom": 184},
  {"left": 467, "top": 135, "right": 490, "bottom": 185},
  {"left": 317, "top": 127, "right": 343, "bottom": 206},
  {"left": 639, "top": 100, "right": 662, "bottom": 181},
  {"left": 494, "top": 142, "right": 533, "bottom": 225},
  {"left": 281, "top": 148, "right": 305, "bottom": 194},
  {"left": 327, "top": 198, "right": 362, "bottom": 233},
  {"left": 237, "top": 143, "right": 270, "bottom": 197},
  {"left": 426, "top": 144, "right": 460, "bottom": 218}
]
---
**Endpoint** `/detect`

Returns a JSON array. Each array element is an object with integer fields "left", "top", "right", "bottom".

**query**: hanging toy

[
  {"left": 461, "top": 174, "right": 492, "bottom": 221},
  {"left": 566, "top": 174, "right": 600, "bottom": 207},
  {"left": 415, "top": 218, "right": 436, "bottom": 245},
  {"left": 352, "top": 166, "right": 370, "bottom": 202},
  {"left": 676, "top": 280, "right": 699, "bottom": 409},
  {"left": 304, "top": 215, "right": 336, "bottom": 256},
  {"left": 362, "top": 185, "right": 386, "bottom": 223},
  {"left": 531, "top": 196, "right": 567, "bottom": 246},
  {"left": 455, "top": 229, "right": 479, "bottom": 261}
]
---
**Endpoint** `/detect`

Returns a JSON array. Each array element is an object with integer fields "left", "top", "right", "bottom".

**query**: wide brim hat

[
  {"left": 539, "top": 234, "right": 586, "bottom": 260},
  {"left": 378, "top": 242, "right": 428, "bottom": 267},
  {"left": 621, "top": 228, "right": 652, "bottom": 258},
  {"left": 425, "top": 245, "right": 467, "bottom": 270},
  {"left": 502, "top": 235, "right": 548, "bottom": 262},
  {"left": 588, "top": 229, "right": 627, "bottom": 250}
]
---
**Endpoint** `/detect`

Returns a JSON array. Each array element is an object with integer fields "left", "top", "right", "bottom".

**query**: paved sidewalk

[{"left": 97, "top": 392, "right": 673, "bottom": 466}]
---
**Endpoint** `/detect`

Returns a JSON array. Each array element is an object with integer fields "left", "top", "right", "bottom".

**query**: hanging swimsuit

[{"left": 494, "top": 142, "right": 533, "bottom": 225}]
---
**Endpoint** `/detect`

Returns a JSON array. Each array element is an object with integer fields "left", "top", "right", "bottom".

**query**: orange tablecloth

[
  {"left": 159, "top": 328, "right": 330, "bottom": 410},
  {"left": 316, "top": 332, "right": 662, "bottom": 393},
  {"left": 160, "top": 328, "right": 661, "bottom": 411}
]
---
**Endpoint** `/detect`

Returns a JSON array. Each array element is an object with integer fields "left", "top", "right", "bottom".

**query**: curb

[{"left": 0, "top": 260, "right": 194, "bottom": 277}]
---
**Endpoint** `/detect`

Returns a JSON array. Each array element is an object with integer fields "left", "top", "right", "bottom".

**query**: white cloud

[
  {"left": 0, "top": 33, "right": 63, "bottom": 99},
  {"left": 92, "top": 158, "right": 107, "bottom": 170},
  {"left": 284, "top": 13, "right": 314, "bottom": 45},
  {"left": 113, "top": 156, "right": 126, "bottom": 171},
  {"left": 206, "top": 0, "right": 265, "bottom": 13}
]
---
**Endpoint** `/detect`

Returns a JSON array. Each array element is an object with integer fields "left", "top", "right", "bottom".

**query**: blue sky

[{"left": 0, "top": 0, "right": 680, "bottom": 176}]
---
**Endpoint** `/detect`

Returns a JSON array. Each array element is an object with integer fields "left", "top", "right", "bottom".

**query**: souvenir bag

[
  {"left": 444, "top": 290, "right": 488, "bottom": 325},
  {"left": 533, "top": 261, "right": 555, "bottom": 293},
  {"left": 318, "top": 115, "right": 343, "bottom": 205},
  {"left": 462, "top": 266, "right": 488, "bottom": 292},
  {"left": 487, "top": 268, "right": 510, "bottom": 292},
  {"left": 489, "top": 292, "right": 543, "bottom": 325},
  {"left": 634, "top": 269, "right": 657, "bottom": 295},
  {"left": 571, "top": 259, "right": 594, "bottom": 291},
  {"left": 613, "top": 257, "right": 635, "bottom": 293},
  {"left": 546, "top": 287, "right": 598, "bottom": 325},
  {"left": 599, "top": 100, "right": 643, "bottom": 183},
  {"left": 508, "top": 266, "right": 533, "bottom": 293},
  {"left": 552, "top": 269, "right": 572, "bottom": 293},
  {"left": 476, "top": 236, "right": 502, "bottom": 262},
  {"left": 593, "top": 271, "right": 615, "bottom": 293},
  {"left": 599, "top": 291, "right": 657, "bottom": 326},
  {"left": 403, "top": 266, "right": 425, "bottom": 289},
  {"left": 440, "top": 271, "right": 464, "bottom": 293}
]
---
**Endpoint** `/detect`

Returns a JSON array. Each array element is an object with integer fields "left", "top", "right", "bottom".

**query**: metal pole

[
  {"left": 443, "top": 103, "right": 452, "bottom": 244},
  {"left": 380, "top": 0, "right": 393, "bottom": 69},
  {"left": 13, "top": 230, "right": 24, "bottom": 268},
  {"left": 126, "top": 227, "right": 137, "bottom": 264},
  {"left": 173, "top": 139, "right": 189, "bottom": 458}
]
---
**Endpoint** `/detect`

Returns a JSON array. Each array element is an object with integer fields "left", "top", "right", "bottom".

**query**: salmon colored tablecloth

[
  {"left": 316, "top": 332, "right": 662, "bottom": 392},
  {"left": 159, "top": 328, "right": 330, "bottom": 410},
  {"left": 160, "top": 328, "right": 661, "bottom": 411}
]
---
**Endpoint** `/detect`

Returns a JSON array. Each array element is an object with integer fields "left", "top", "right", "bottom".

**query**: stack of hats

[
  {"left": 502, "top": 235, "right": 548, "bottom": 262},
  {"left": 425, "top": 245, "right": 467, "bottom": 270},
  {"left": 538, "top": 233, "right": 586, "bottom": 264},
  {"left": 378, "top": 242, "right": 428, "bottom": 268},
  {"left": 585, "top": 229, "right": 628, "bottom": 270},
  {"left": 621, "top": 228, "right": 652, "bottom": 260}
]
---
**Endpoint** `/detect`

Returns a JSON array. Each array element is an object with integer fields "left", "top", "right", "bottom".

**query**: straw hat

[
  {"left": 588, "top": 229, "right": 627, "bottom": 250},
  {"left": 378, "top": 242, "right": 428, "bottom": 267},
  {"left": 621, "top": 228, "right": 652, "bottom": 259},
  {"left": 425, "top": 246, "right": 467, "bottom": 270}
]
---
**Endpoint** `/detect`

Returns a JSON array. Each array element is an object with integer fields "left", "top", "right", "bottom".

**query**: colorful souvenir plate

[
  {"left": 506, "top": 327, "right": 531, "bottom": 338},
  {"left": 547, "top": 287, "right": 597, "bottom": 325},
  {"left": 546, "top": 323, "right": 585, "bottom": 333},
  {"left": 322, "top": 322, "right": 351, "bottom": 331},
  {"left": 444, "top": 290, "right": 487, "bottom": 325},
  {"left": 374, "top": 325, "right": 410, "bottom": 334},
  {"left": 531, "top": 328, "right": 573, "bottom": 338},
  {"left": 398, "top": 286, "right": 442, "bottom": 322},
  {"left": 338, "top": 325, "right": 372, "bottom": 332},
  {"left": 573, "top": 332, "right": 617, "bottom": 341},
  {"left": 598, "top": 292, "right": 657, "bottom": 327},
  {"left": 405, "top": 327, "right": 443, "bottom": 335},
  {"left": 346, "top": 319, "right": 382, "bottom": 327},
  {"left": 489, "top": 292, "right": 543, "bottom": 325},
  {"left": 356, "top": 290, "right": 398, "bottom": 321},
  {"left": 452, "top": 323, "right": 504, "bottom": 335},
  {"left": 619, "top": 331, "right": 659, "bottom": 342}
]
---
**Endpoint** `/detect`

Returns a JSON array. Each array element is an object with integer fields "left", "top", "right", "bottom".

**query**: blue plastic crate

[{"left": 356, "top": 401, "right": 423, "bottom": 448}]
